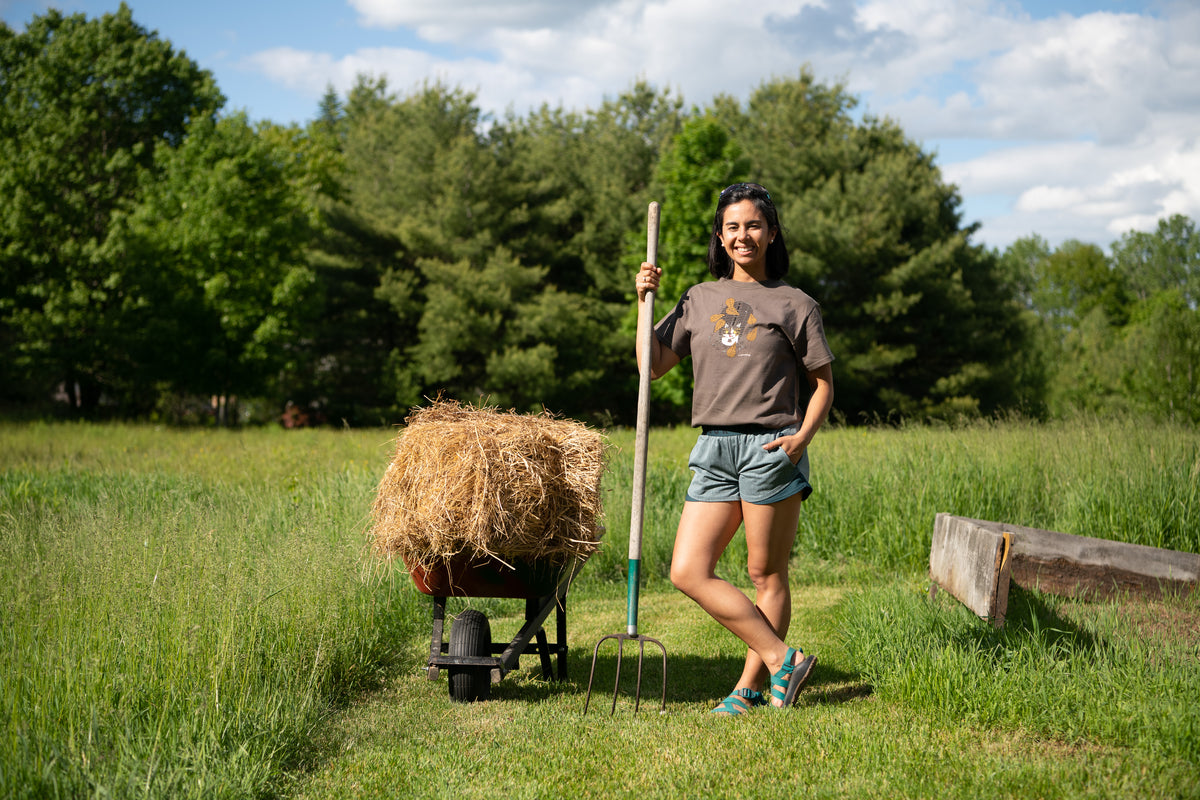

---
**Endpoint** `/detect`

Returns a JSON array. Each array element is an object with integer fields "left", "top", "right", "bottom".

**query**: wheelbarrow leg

[
  {"left": 428, "top": 596, "right": 447, "bottom": 681},
  {"left": 528, "top": 597, "right": 554, "bottom": 680},
  {"left": 556, "top": 593, "right": 568, "bottom": 681}
]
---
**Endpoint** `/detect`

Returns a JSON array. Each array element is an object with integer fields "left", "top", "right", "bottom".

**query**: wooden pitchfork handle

[
  {"left": 582, "top": 201, "right": 668, "bottom": 715},
  {"left": 626, "top": 201, "right": 658, "bottom": 635}
]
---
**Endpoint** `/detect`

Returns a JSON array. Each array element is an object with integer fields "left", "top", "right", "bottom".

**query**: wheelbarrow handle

[{"left": 627, "top": 201, "right": 658, "bottom": 635}]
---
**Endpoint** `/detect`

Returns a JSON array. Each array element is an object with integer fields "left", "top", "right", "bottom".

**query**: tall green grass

[
  {"left": 0, "top": 424, "right": 422, "bottom": 798},
  {"left": 596, "top": 416, "right": 1199, "bottom": 583},
  {"left": 838, "top": 582, "right": 1200, "bottom": 765},
  {"left": 2, "top": 417, "right": 1197, "bottom": 797},
  {"left": 584, "top": 416, "right": 1200, "bottom": 789},
  {"left": 805, "top": 416, "right": 1199, "bottom": 567}
]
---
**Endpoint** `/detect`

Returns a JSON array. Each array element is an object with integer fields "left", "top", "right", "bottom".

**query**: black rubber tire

[{"left": 448, "top": 609, "right": 492, "bottom": 702}]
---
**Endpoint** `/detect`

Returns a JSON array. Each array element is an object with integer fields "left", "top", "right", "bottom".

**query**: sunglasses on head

[{"left": 719, "top": 182, "right": 771, "bottom": 200}]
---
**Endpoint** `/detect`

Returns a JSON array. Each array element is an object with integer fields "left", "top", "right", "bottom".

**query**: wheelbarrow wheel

[{"left": 448, "top": 609, "right": 492, "bottom": 702}]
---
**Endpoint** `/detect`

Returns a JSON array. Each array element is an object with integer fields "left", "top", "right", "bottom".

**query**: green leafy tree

[
  {"left": 336, "top": 79, "right": 682, "bottom": 419},
  {"left": 412, "top": 247, "right": 546, "bottom": 405},
  {"left": 281, "top": 85, "right": 412, "bottom": 425},
  {"left": 1005, "top": 238, "right": 1134, "bottom": 416},
  {"left": 1119, "top": 289, "right": 1199, "bottom": 423},
  {"left": 996, "top": 236, "right": 1054, "bottom": 416},
  {"left": 653, "top": 116, "right": 749, "bottom": 316},
  {"left": 110, "top": 115, "right": 318, "bottom": 415},
  {"left": 1110, "top": 215, "right": 1200, "bottom": 422},
  {"left": 572, "top": 82, "right": 683, "bottom": 300},
  {"left": 488, "top": 81, "right": 681, "bottom": 299},
  {"left": 998, "top": 235, "right": 1052, "bottom": 312},
  {"left": 336, "top": 79, "right": 499, "bottom": 412},
  {"left": 0, "top": 4, "right": 223, "bottom": 412},
  {"left": 1112, "top": 214, "right": 1200, "bottom": 306},
  {"left": 1002, "top": 220, "right": 1199, "bottom": 422},
  {"left": 315, "top": 83, "right": 344, "bottom": 135},
  {"left": 488, "top": 82, "right": 683, "bottom": 417},
  {"left": 1035, "top": 240, "right": 1131, "bottom": 329},
  {"left": 491, "top": 83, "right": 681, "bottom": 416}
]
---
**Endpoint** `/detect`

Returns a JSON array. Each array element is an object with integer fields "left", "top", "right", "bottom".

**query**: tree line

[{"left": 2, "top": 5, "right": 1196, "bottom": 426}]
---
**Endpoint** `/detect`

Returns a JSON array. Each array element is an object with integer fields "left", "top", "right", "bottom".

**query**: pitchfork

[{"left": 584, "top": 201, "right": 668, "bottom": 715}]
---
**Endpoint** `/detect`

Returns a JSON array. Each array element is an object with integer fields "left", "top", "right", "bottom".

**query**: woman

[{"left": 635, "top": 182, "right": 834, "bottom": 714}]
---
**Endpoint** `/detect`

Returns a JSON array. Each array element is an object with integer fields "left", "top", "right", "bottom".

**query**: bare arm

[
  {"left": 766, "top": 362, "right": 834, "bottom": 462},
  {"left": 635, "top": 261, "right": 681, "bottom": 378}
]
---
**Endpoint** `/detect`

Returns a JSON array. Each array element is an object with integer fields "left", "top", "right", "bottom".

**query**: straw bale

[{"left": 370, "top": 400, "right": 606, "bottom": 570}]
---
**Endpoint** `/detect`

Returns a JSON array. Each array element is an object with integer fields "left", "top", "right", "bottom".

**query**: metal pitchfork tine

[{"left": 584, "top": 201, "right": 668, "bottom": 715}]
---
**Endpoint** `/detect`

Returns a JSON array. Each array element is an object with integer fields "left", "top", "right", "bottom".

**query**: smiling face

[{"left": 719, "top": 199, "right": 775, "bottom": 280}]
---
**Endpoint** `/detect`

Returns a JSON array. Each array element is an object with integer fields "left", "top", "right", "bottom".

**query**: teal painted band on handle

[{"left": 626, "top": 558, "right": 641, "bottom": 634}]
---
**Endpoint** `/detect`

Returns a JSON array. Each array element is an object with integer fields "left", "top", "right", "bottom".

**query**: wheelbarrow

[{"left": 406, "top": 551, "right": 590, "bottom": 702}]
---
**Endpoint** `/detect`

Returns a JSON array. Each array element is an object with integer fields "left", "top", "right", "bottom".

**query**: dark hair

[{"left": 706, "top": 182, "right": 790, "bottom": 280}]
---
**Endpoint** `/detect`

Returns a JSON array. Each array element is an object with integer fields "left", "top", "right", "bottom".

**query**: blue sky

[{"left": 4, "top": 0, "right": 1197, "bottom": 251}]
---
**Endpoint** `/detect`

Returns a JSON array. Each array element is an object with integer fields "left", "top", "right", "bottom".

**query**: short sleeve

[
  {"left": 798, "top": 304, "right": 834, "bottom": 372},
  {"left": 654, "top": 288, "right": 693, "bottom": 359}
]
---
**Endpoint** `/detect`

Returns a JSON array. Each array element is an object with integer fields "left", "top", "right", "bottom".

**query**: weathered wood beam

[
  {"left": 930, "top": 514, "right": 1200, "bottom": 627},
  {"left": 953, "top": 516, "right": 1200, "bottom": 601},
  {"left": 929, "top": 513, "right": 1012, "bottom": 626}
]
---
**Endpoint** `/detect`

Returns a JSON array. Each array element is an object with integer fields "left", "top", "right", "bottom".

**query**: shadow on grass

[
  {"left": 426, "top": 585, "right": 1102, "bottom": 708},
  {"left": 800, "top": 660, "right": 874, "bottom": 707},
  {"left": 973, "top": 585, "right": 1102, "bottom": 656},
  {"left": 469, "top": 647, "right": 873, "bottom": 710}
]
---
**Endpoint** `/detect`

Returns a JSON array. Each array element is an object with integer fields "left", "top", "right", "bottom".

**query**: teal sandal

[
  {"left": 710, "top": 688, "right": 766, "bottom": 716},
  {"left": 768, "top": 647, "right": 817, "bottom": 707}
]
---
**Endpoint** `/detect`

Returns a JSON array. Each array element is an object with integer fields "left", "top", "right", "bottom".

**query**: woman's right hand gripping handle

[
  {"left": 634, "top": 262, "right": 678, "bottom": 378},
  {"left": 636, "top": 261, "right": 661, "bottom": 303}
]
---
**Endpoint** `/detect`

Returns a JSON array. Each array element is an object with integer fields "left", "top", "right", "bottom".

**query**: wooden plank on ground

[
  {"left": 929, "top": 513, "right": 1012, "bottom": 626},
  {"left": 947, "top": 516, "right": 1200, "bottom": 600}
]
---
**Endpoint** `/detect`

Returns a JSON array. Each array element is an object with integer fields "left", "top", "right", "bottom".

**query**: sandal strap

[
  {"left": 734, "top": 688, "right": 766, "bottom": 707},
  {"left": 711, "top": 694, "right": 750, "bottom": 715},
  {"left": 711, "top": 688, "right": 765, "bottom": 715},
  {"left": 768, "top": 647, "right": 801, "bottom": 703}
]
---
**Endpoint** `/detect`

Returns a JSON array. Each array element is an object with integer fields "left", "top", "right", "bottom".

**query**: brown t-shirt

[{"left": 654, "top": 278, "right": 834, "bottom": 429}]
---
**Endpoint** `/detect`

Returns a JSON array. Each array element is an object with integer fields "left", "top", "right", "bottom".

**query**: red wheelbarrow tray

[{"left": 405, "top": 551, "right": 568, "bottom": 598}]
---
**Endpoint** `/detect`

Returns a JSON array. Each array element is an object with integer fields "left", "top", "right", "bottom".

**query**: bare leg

[
  {"left": 669, "top": 500, "right": 792, "bottom": 690},
  {"left": 731, "top": 492, "right": 804, "bottom": 695}
]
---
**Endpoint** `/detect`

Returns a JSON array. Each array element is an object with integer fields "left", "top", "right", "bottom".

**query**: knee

[
  {"left": 747, "top": 564, "right": 789, "bottom": 596},
  {"left": 669, "top": 560, "right": 701, "bottom": 597},
  {"left": 669, "top": 561, "right": 689, "bottom": 594}
]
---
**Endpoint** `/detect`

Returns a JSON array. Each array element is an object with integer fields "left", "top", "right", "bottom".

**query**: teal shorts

[{"left": 685, "top": 426, "right": 812, "bottom": 505}]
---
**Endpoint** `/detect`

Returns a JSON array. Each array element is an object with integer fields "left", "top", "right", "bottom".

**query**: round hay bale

[{"left": 370, "top": 400, "right": 607, "bottom": 571}]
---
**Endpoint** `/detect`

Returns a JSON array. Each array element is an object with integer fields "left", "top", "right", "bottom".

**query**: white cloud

[
  {"left": 347, "top": 0, "right": 611, "bottom": 41},
  {"left": 244, "top": 45, "right": 546, "bottom": 118},
  {"left": 946, "top": 130, "right": 1200, "bottom": 247},
  {"left": 968, "top": 13, "right": 1180, "bottom": 144},
  {"left": 1016, "top": 185, "right": 1089, "bottom": 213},
  {"left": 846, "top": 4, "right": 1200, "bottom": 144},
  {"left": 251, "top": 0, "right": 836, "bottom": 115},
  {"left": 783, "top": 0, "right": 1200, "bottom": 246}
]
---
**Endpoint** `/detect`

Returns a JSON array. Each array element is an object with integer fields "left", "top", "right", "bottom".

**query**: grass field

[{"left": 1, "top": 418, "right": 1197, "bottom": 798}]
